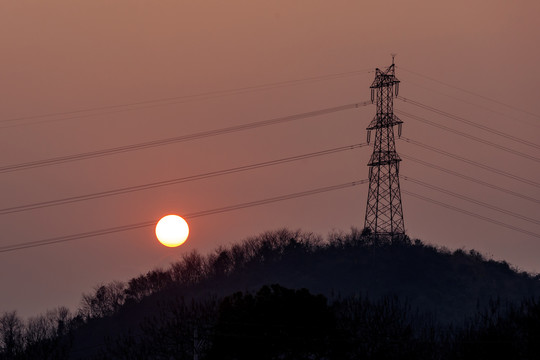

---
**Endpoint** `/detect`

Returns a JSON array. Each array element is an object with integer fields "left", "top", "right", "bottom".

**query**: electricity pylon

[{"left": 364, "top": 58, "right": 405, "bottom": 237}]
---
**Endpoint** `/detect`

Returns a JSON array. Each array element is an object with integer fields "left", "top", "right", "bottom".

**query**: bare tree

[
  {"left": 79, "top": 281, "right": 126, "bottom": 320},
  {"left": 171, "top": 250, "right": 207, "bottom": 285},
  {"left": 0, "top": 311, "right": 23, "bottom": 358}
]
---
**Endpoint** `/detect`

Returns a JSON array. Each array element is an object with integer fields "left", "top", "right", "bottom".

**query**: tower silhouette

[{"left": 364, "top": 58, "right": 405, "bottom": 237}]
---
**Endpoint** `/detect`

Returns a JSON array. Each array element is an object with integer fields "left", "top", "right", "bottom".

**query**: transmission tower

[{"left": 364, "top": 58, "right": 405, "bottom": 237}]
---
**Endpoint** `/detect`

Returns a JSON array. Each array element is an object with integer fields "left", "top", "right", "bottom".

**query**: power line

[
  {"left": 0, "top": 69, "right": 371, "bottom": 128},
  {"left": 397, "top": 110, "right": 540, "bottom": 163},
  {"left": 1, "top": 105, "right": 151, "bottom": 130},
  {"left": 397, "top": 66, "right": 540, "bottom": 119},
  {"left": 0, "top": 180, "right": 368, "bottom": 253},
  {"left": 401, "top": 153, "right": 540, "bottom": 204},
  {"left": 397, "top": 96, "right": 540, "bottom": 150},
  {"left": 399, "top": 79, "right": 540, "bottom": 129},
  {"left": 0, "top": 143, "right": 368, "bottom": 215},
  {"left": 0, "top": 102, "right": 370, "bottom": 173},
  {"left": 401, "top": 137, "right": 540, "bottom": 188},
  {"left": 402, "top": 175, "right": 540, "bottom": 226},
  {"left": 402, "top": 189, "right": 540, "bottom": 239}
]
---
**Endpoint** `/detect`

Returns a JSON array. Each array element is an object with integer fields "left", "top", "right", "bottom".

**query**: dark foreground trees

[
  {"left": 101, "top": 286, "right": 436, "bottom": 360},
  {"left": 4, "top": 228, "right": 540, "bottom": 359},
  {"left": 0, "top": 308, "right": 73, "bottom": 360},
  {"left": 208, "top": 285, "right": 335, "bottom": 360},
  {"left": 5, "top": 285, "right": 540, "bottom": 359}
]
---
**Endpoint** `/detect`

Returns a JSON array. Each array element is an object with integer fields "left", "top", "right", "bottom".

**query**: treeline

[
  {"left": 2, "top": 285, "right": 540, "bottom": 360},
  {"left": 102, "top": 285, "right": 540, "bottom": 359},
  {"left": 0, "top": 307, "right": 74, "bottom": 359},
  {"left": 0, "top": 229, "right": 321, "bottom": 358},
  {"left": 57, "top": 228, "right": 540, "bottom": 323},
  {"left": 1, "top": 228, "right": 539, "bottom": 359},
  {"left": 4, "top": 285, "right": 540, "bottom": 359}
]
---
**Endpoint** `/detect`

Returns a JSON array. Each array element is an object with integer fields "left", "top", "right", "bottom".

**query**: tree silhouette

[
  {"left": 0, "top": 311, "right": 23, "bottom": 359},
  {"left": 208, "top": 284, "right": 335, "bottom": 360},
  {"left": 23, "top": 307, "right": 73, "bottom": 359},
  {"left": 79, "top": 281, "right": 126, "bottom": 320},
  {"left": 102, "top": 297, "right": 218, "bottom": 359}
]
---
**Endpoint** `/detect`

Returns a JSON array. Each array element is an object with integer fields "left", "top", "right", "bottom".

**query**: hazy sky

[{"left": 1, "top": 1, "right": 539, "bottom": 318}]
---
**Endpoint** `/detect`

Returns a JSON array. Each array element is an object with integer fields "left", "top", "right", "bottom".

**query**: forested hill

[
  {"left": 3, "top": 228, "right": 540, "bottom": 359},
  {"left": 130, "top": 228, "right": 538, "bottom": 323},
  {"left": 89, "top": 228, "right": 538, "bottom": 324}
]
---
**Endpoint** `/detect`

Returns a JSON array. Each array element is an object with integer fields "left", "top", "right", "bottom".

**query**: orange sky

[{"left": 0, "top": 1, "right": 539, "bottom": 318}]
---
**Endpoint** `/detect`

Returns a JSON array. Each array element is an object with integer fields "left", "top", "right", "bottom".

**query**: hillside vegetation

[{"left": 2, "top": 228, "right": 540, "bottom": 359}]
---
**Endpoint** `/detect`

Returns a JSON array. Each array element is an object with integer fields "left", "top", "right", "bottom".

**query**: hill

[{"left": 2, "top": 228, "right": 540, "bottom": 359}]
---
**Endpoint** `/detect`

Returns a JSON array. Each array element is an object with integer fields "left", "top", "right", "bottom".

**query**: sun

[{"left": 155, "top": 215, "right": 190, "bottom": 247}]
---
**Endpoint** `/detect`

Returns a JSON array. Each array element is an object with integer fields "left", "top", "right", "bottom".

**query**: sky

[{"left": 0, "top": 0, "right": 539, "bottom": 319}]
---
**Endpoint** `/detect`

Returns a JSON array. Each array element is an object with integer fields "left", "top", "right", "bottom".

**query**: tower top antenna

[{"left": 391, "top": 53, "right": 397, "bottom": 65}]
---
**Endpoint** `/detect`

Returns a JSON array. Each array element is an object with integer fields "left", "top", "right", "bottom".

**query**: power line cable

[
  {"left": 0, "top": 143, "right": 368, "bottom": 215},
  {"left": 402, "top": 175, "right": 540, "bottom": 226},
  {"left": 0, "top": 69, "right": 371, "bottom": 128},
  {"left": 401, "top": 153, "right": 540, "bottom": 204},
  {"left": 0, "top": 102, "right": 370, "bottom": 173},
  {"left": 397, "top": 97, "right": 540, "bottom": 150},
  {"left": 0, "top": 180, "right": 368, "bottom": 253},
  {"left": 399, "top": 79, "right": 540, "bottom": 129},
  {"left": 397, "top": 66, "right": 540, "bottom": 119},
  {"left": 397, "top": 110, "right": 540, "bottom": 163},
  {"left": 402, "top": 189, "right": 540, "bottom": 239},
  {"left": 400, "top": 137, "right": 540, "bottom": 188},
  {"left": 0, "top": 105, "right": 154, "bottom": 130}
]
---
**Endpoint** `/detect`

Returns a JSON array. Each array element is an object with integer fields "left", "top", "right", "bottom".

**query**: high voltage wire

[
  {"left": 0, "top": 143, "right": 368, "bottom": 215},
  {"left": 399, "top": 79, "right": 540, "bottom": 129},
  {"left": 0, "top": 102, "right": 370, "bottom": 173},
  {"left": 397, "top": 66, "right": 540, "bottom": 119},
  {"left": 0, "top": 105, "right": 152, "bottom": 130},
  {"left": 0, "top": 69, "right": 371, "bottom": 128},
  {"left": 397, "top": 110, "right": 540, "bottom": 163},
  {"left": 0, "top": 180, "right": 368, "bottom": 253},
  {"left": 400, "top": 137, "right": 540, "bottom": 188},
  {"left": 401, "top": 153, "right": 540, "bottom": 205},
  {"left": 402, "top": 176, "right": 540, "bottom": 226},
  {"left": 402, "top": 190, "right": 540, "bottom": 239},
  {"left": 397, "top": 96, "right": 540, "bottom": 150}
]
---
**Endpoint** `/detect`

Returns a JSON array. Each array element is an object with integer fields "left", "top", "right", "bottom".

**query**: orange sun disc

[{"left": 155, "top": 215, "right": 190, "bottom": 247}]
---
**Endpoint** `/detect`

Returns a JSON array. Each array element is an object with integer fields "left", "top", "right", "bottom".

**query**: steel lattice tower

[{"left": 364, "top": 59, "right": 405, "bottom": 237}]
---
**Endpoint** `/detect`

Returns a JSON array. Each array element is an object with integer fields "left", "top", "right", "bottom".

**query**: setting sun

[{"left": 155, "top": 215, "right": 190, "bottom": 247}]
